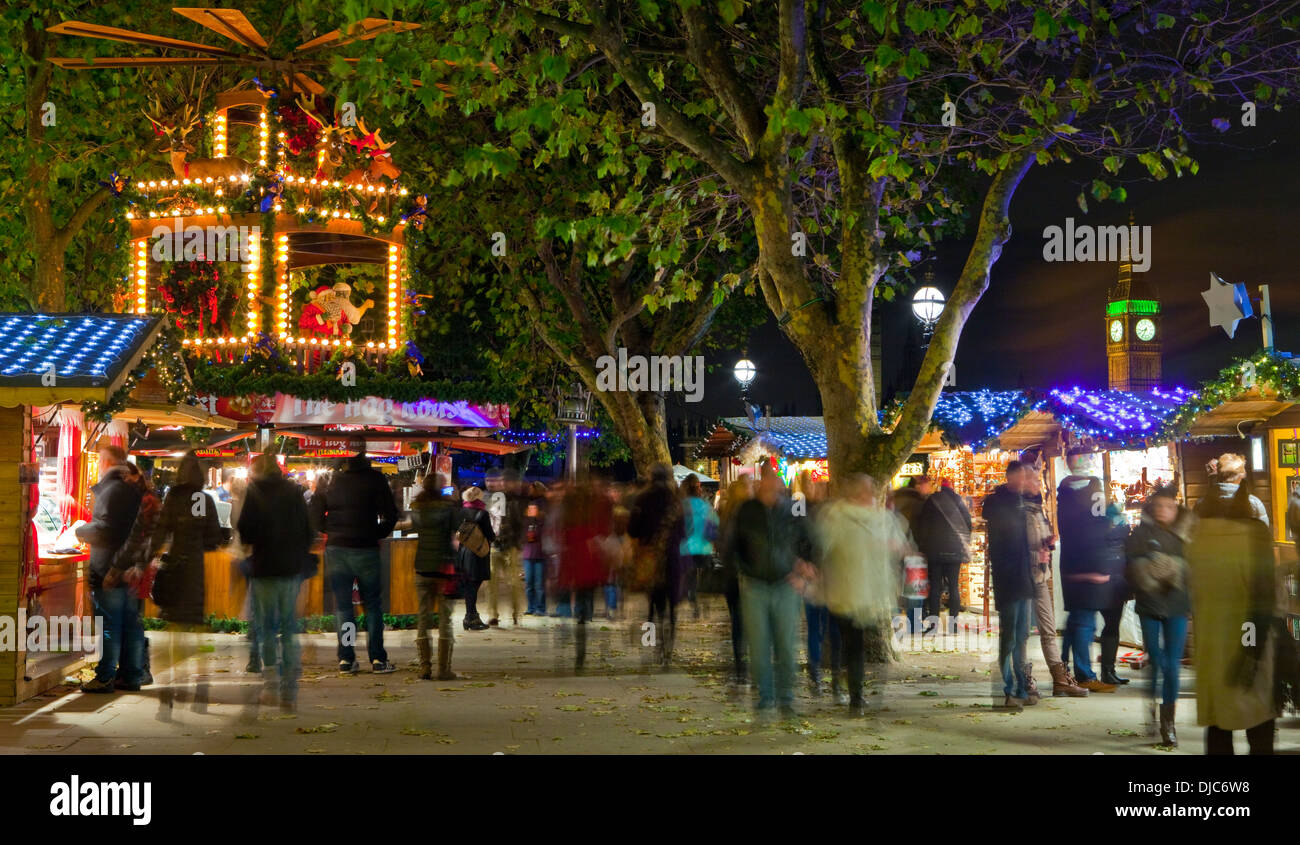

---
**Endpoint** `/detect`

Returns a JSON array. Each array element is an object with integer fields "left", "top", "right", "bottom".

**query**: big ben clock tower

[{"left": 1105, "top": 229, "right": 1162, "bottom": 391}]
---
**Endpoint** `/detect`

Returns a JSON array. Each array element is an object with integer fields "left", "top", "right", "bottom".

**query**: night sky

[{"left": 678, "top": 106, "right": 1300, "bottom": 427}]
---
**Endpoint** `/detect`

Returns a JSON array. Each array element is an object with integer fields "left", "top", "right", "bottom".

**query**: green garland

[
  {"left": 1157, "top": 351, "right": 1300, "bottom": 442},
  {"left": 82, "top": 325, "right": 195, "bottom": 423},
  {"left": 187, "top": 349, "right": 515, "bottom": 405},
  {"left": 121, "top": 173, "right": 418, "bottom": 240}
]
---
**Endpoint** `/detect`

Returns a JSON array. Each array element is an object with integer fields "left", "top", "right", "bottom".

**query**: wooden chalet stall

[{"left": 0, "top": 314, "right": 175, "bottom": 705}]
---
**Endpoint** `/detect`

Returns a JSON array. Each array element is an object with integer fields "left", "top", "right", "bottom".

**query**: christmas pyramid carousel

[{"left": 45, "top": 7, "right": 508, "bottom": 434}]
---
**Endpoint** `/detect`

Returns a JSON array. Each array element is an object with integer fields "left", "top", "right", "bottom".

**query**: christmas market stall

[{"left": 0, "top": 313, "right": 176, "bottom": 705}]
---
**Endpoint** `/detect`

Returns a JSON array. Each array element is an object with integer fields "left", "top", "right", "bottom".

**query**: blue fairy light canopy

[
  {"left": 0, "top": 314, "right": 157, "bottom": 387},
  {"left": 1041, "top": 386, "right": 1195, "bottom": 444},
  {"left": 930, "top": 390, "right": 1039, "bottom": 450},
  {"left": 719, "top": 386, "right": 1200, "bottom": 461},
  {"left": 720, "top": 415, "right": 827, "bottom": 460}
]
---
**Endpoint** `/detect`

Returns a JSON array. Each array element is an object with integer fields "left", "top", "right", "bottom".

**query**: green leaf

[
  {"left": 718, "top": 0, "right": 744, "bottom": 25},
  {"left": 862, "top": 1, "right": 887, "bottom": 34},
  {"left": 1032, "top": 9, "right": 1056, "bottom": 40}
]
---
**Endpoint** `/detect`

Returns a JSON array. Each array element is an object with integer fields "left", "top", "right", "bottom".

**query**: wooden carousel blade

[
  {"left": 46, "top": 20, "right": 241, "bottom": 57},
  {"left": 172, "top": 8, "right": 269, "bottom": 52},
  {"left": 279, "top": 71, "right": 326, "bottom": 96},
  {"left": 294, "top": 18, "right": 420, "bottom": 54},
  {"left": 48, "top": 56, "right": 229, "bottom": 69}
]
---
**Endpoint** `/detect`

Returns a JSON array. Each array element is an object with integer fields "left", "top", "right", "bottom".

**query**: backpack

[{"left": 456, "top": 513, "right": 491, "bottom": 558}]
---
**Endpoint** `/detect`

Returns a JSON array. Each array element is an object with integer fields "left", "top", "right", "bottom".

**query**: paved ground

[{"left": 2, "top": 598, "right": 1295, "bottom": 754}]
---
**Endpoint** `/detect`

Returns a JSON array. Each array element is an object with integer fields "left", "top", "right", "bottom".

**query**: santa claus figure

[
  {"left": 299, "top": 286, "right": 339, "bottom": 336},
  {"left": 326, "top": 282, "right": 375, "bottom": 335}
]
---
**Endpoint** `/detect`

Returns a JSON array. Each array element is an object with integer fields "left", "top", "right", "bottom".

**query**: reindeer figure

[
  {"left": 145, "top": 104, "right": 250, "bottom": 181},
  {"left": 343, "top": 118, "right": 401, "bottom": 186},
  {"left": 296, "top": 94, "right": 354, "bottom": 180}
]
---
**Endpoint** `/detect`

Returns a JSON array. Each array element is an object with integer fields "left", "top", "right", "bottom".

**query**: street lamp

[
  {"left": 733, "top": 358, "right": 756, "bottom": 393},
  {"left": 911, "top": 275, "right": 945, "bottom": 347},
  {"left": 555, "top": 382, "right": 592, "bottom": 482}
]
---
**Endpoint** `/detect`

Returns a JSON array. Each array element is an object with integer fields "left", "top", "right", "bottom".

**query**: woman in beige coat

[
  {"left": 1187, "top": 455, "right": 1278, "bottom": 754},
  {"left": 814, "top": 474, "right": 908, "bottom": 716}
]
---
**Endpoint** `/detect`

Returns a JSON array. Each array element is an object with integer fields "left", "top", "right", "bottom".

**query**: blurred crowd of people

[{"left": 70, "top": 440, "right": 1296, "bottom": 753}]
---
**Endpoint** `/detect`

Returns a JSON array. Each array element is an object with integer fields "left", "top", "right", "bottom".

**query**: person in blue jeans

[
  {"left": 1126, "top": 486, "right": 1191, "bottom": 746},
  {"left": 726, "top": 466, "right": 813, "bottom": 719},
  {"left": 805, "top": 603, "right": 842, "bottom": 698},
  {"left": 982, "top": 461, "right": 1037, "bottom": 709},
  {"left": 90, "top": 584, "right": 147, "bottom": 690},
  {"left": 328, "top": 548, "right": 388, "bottom": 669},
  {"left": 239, "top": 454, "right": 314, "bottom": 710},
  {"left": 1056, "top": 450, "right": 1128, "bottom": 693},
  {"left": 310, "top": 447, "right": 399, "bottom": 674},
  {"left": 76, "top": 445, "right": 145, "bottom": 694}
]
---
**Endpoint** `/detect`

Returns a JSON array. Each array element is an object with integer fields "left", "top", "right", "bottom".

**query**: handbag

[
  {"left": 301, "top": 551, "right": 320, "bottom": 579},
  {"left": 903, "top": 555, "right": 930, "bottom": 600},
  {"left": 456, "top": 516, "right": 491, "bottom": 558},
  {"left": 932, "top": 494, "right": 972, "bottom": 561},
  {"left": 627, "top": 537, "right": 663, "bottom": 592},
  {"left": 150, "top": 553, "right": 183, "bottom": 608}
]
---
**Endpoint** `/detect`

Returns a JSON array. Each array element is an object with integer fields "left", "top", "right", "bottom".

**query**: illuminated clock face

[
  {"left": 1109, "top": 319, "right": 1124, "bottom": 342},
  {"left": 1136, "top": 318, "right": 1156, "bottom": 341}
]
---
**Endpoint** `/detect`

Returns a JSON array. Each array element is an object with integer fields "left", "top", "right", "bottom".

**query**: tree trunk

[
  {"left": 593, "top": 387, "right": 673, "bottom": 479},
  {"left": 32, "top": 237, "right": 67, "bottom": 311}
]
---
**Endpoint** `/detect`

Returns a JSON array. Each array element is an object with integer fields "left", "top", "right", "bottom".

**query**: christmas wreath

[{"left": 158, "top": 261, "right": 238, "bottom": 337}]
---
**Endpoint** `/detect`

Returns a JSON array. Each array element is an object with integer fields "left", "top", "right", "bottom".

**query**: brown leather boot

[
  {"left": 436, "top": 639, "right": 458, "bottom": 681},
  {"left": 416, "top": 637, "right": 433, "bottom": 681},
  {"left": 1159, "top": 702, "right": 1178, "bottom": 747},
  {"left": 1050, "top": 662, "right": 1089, "bottom": 697},
  {"left": 1078, "top": 677, "right": 1117, "bottom": 693}
]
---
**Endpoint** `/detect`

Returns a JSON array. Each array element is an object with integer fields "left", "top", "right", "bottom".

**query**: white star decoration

[{"left": 1202, "top": 272, "right": 1253, "bottom": 339}]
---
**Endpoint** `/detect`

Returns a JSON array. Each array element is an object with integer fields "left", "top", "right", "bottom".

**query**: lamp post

[
  {"left": 555, "top": 382, "right": 592, "bottom": 482},
  {"left": 911, "top": 276, "right": 946, "bottom": 348},
  {"left": 733, "top": 357, "right": 756, "bottom": 399}
]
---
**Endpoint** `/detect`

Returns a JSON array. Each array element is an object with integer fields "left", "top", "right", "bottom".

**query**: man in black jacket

[
  {"left": 76, "top": 445, "right": 145, "bottom": 694},
  {"left": 983, "top": 461, "right": 1036, "bottom": 710},
  {"left": 916, "top": 481, "right": 971, "bottom": 634},
  {"left": 238, "top": 454, "right": 314, "bottom": 709},
  {"left": 726, "top": 466, "right": 813, "bottom": 719},
  {"left": 310, "top": 443, "right": 399, "bottom": 674},
  {"left": 1056, "top": 448, "right": 1124, "bottom": 692}
]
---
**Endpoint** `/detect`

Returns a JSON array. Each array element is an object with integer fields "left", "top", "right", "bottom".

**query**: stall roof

[
  {"left": 721, "top": 415, "right": 827, "bottom": 460},
  {"left": 115, "top": 402, "right": 237, "bottom": 430},
  {"left": 1182, "top": 391, "right": 1294, "bottom": 437},
  {"left": 0, "top": 313, "right": 161, "bottom": 407}
]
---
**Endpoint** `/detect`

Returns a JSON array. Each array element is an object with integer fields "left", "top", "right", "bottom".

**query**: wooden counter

[{"left": 138, "top": 536, "right": 421, "bottom": 621}]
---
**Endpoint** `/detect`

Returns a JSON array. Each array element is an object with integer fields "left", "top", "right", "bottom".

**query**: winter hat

[{"left": 462, "top": 486, "right": 484, "bottom": 503}]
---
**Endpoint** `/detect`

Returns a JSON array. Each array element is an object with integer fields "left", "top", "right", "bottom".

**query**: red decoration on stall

[{"left": 158, "top": 261, "right": 235, "bottom": 338}]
